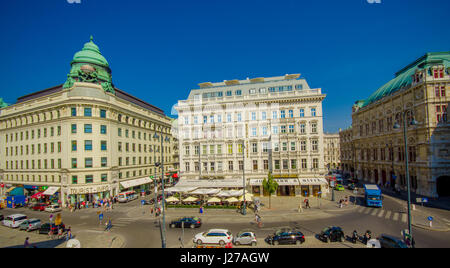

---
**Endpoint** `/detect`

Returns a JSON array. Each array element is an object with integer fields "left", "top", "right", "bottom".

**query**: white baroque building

[{"left": 176, "top": 74, "right": 329, "bottom": 197}]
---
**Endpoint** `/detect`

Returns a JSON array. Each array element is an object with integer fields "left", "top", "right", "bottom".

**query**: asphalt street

[{"left": 1, "top": 186, "right": 450, "bottom": 248}]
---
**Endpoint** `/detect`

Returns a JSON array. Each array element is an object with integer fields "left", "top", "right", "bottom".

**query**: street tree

[{"left": 262, "top": 172, "right": 278, "bottom": 209}]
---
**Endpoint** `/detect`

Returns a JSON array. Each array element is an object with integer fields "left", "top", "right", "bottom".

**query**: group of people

[
  {"left": 68, "top": 197, "right": 117, "bottom": 212},
  {"left": 338, "top": 196, "right": 350, "bottom": 208}
]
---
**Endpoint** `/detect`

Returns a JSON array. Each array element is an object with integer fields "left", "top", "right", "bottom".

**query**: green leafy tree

[{"left": 262, "top": 172, "right": 278, "bottom": 209}]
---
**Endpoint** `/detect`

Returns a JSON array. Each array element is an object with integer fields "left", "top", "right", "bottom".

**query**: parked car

[
  {"left": 265, "top": 228, "right": 305, "bottom": 246},
  {"left": 39, "top": 223, "right": 66, "bottom": 235},
  {"left": 32, "top": 203, "right": 48, "bottom": 211},
  {"left": 2, "top": 214, "right": 28, "bottom": 228},
  {"left": 348, "top": 183, "right": 356, "bottom": 190},
  {"left": 45, "top": 204, "right": 62, "bottom": 213},
  {"left": 378, "top": 234, "right": 409, "bottom": 248},
  {"left": 233, "top": 231, "right": 257, "bottom": 246},
  {"left": 142, "top": 200, "right": 153, "bottom": 206},
  {"left": 335, "top": 184, "right": 345, "bottom": 191},
  {"left": 318, "top": 226, "right": 345, "bottom": 243},
  {"left": 19, "top": 219, "right": 41, "bottom": 232},
  {"left": 194, "top": 229, "right": 233, "bottom": 246},
  {"left": 348, "top": 178, "right": 359, "bottom": 184},
  {"left": 170, "top": 217, "right": 202, "bottom": 229}
]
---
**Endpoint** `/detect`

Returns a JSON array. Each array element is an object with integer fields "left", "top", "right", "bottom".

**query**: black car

[
  {"left": 39, "top": 223, "right": 65, "bottom": 235},
  {"left": 378, "top": 234, "right": 409, "bottom": 248},
  {"left": 319, "top": 227, "right": 345, "bottom": 243},
  {"left": 169, "top": 217, "right": 202, "bottom": 229},
  {"left": 348, "top": 183, "right": 356, "bottom": 190},
  {"left": 348, "top": 178, "right": 359, "bottom": 184},
  {"left": 265, "top": 228, "right": 305, "bottom": 246}
]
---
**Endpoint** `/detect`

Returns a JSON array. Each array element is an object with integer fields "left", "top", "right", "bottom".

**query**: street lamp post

[
  {"left": 241, "top": 140, "right": 246, "bottom": 215},
  {"left": 393, "top": 110, "right": 417, "bottom": 246},
  {"left": 154, "top": 133, "right": 170, "bottom": 248}
]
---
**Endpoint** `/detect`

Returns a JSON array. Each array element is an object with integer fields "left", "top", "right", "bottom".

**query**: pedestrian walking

[
  {"left": 305, "top": 198, "right": 311, "bottom": 209},
  {"left": 199, "top": 205, "right": 204, "bottom": 215},
  {"left": 298, "top": 203, "right": 303, "bottom": 213},
  {"left": 66, "top": 227, "right": 72, "bottom": 241},
  {"left": 24, "top": 237, "right": 30, "bottom": 248},
  {"left": 105, "top": 218, "right": 112, "bottom": 232}
]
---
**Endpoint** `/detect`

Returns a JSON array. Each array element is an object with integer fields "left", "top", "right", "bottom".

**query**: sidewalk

[{"left": 0, "top": 225, "right": 125, "bottom": 248}]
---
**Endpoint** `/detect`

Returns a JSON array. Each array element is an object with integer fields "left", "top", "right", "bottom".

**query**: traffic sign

[{"left": 428, "top": 216, "right": 433, "bottom": 221}]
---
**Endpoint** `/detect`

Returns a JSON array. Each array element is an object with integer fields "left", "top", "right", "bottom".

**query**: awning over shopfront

[
  {"left": 249, "top": 178, "right": 300, "bottom": 186},
  {"left": 175, "top": 179, "right": 244, "bottom": 188},
  {"left": 190, "top": 188, "right": 221, "bottom": 195},
  {"left": 165, "top": 187, "right": 198, "bottom": 193},
  {"left": 120, "top": 177, "right": 152, "bottom": 189},
  {"left": 5, "top": 187, "right": 16, "bottom": 193},
  {"left": 298, "top": 178, "right": 328, "bottom": 185},
  {"left": 43, "top": 187, "right": 60, "bottom": 196},
  {"left": 31, "top": 192, "right": 45, "bottom": 199}
]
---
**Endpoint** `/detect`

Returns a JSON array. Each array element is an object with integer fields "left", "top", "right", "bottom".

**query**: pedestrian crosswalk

[
  {"left": 356, "top": 207, "right": 408, "bottom": 224},
  {"left": 111, "top": 218, "right": 135, "bottom": 228}
]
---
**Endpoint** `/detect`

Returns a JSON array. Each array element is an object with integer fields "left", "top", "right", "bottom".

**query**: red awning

[{"left": 31, "top": 192, "right": 45, "bottom": 199}]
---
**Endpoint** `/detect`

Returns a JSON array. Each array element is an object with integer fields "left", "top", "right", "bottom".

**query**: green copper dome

[{"left": 71, "top": 36, "right": 109, "bottom": 68}]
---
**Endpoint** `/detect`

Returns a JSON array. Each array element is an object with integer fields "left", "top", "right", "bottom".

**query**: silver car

[
  {"left": 19, "top": 219, "right": 41, "bottom": 232},
  {"left": 233, "top": 231, "right": 257, "bottom": 246}
]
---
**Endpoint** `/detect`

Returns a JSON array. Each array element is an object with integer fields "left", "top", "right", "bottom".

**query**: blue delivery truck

[{"left": 363, "top": 184, "right": 382, "bottom": 208}]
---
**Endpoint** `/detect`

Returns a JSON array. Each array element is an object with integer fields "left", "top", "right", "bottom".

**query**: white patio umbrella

[
  {"left": 183, "top": 196, "right": 199, "bottom": 202},
  {"left": 207, "top": 197, "right": 222, "bottom": 203},
  {"left": 238, "top": 193, "right": 254, "bottom": 202},
  {"left": 166, "top": 196, "right": 180, "bottom": 203},
  {"left": 225, "top": 197, "right": 240, "bottom": 203}
]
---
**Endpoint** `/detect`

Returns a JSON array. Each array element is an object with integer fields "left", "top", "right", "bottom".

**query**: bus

[{"left": 118, "top": 191, "right": 138, "bottom": 203}]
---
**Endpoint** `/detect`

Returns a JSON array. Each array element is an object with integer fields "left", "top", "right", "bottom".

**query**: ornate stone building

[
  {"left": 342, "top": 52, "right": 449, "bottom": 198},
  {"left": 176, "top": 74, "right": 329, "bottom": 197},
  {"left": 0, "top": 37, "right": 174, "bottom": 205},
  {"left": 323, "top": 133, "right": 341, "bottom": 171}
]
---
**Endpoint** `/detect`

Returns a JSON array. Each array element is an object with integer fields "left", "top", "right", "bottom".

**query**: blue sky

[{"left": 0, "top": 0, "right": 449, "bottom": 132}]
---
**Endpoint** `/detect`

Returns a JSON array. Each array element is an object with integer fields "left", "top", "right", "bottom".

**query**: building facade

[
  {"left": 342, "top": 52, "right": 450, "bottom": 198},
  {"left": 176, "top": 74, "right": 329, "bottom": 197},
  {"left": 0, "top": 38, "right": 174, "bottom": 205},
  {"left": 323, "top": 133, "right": 341, "bottom": 171}
]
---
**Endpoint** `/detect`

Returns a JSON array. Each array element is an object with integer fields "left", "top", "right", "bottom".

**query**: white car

[
  {"left": 3, "top": 214, "right": 28, "bottom": 228},
  {"left": 194, "top": 229, "right": 233, "bottom": 246},
  {"left": 45, "top": 205, "right": 62, "bottom": 213}
]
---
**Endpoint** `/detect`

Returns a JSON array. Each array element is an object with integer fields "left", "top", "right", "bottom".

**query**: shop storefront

[
  {"left": 68, "top": 184, "right": 112, "bottom": 205},
  {"left": 119, "top": 177, "right": 153, "bottom": 194},
  {"left": 250, "top": 178, "right": 300, "bottom": 197},
  {"left": 298, "top": 178, "right": 329, "bottom": 197}
]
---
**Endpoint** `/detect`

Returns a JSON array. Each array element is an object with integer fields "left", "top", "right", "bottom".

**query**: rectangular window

[
  {"left": 289, "top": 110, "right": 294, "bottom": 118},
  {"left": 85, "top": 158, "right": 93, "bottom": 168},
  {"left": 71, "top": 158, "right": 77, "bottom": 169},
  {"left": 100, "top": 125, "right": 107, "bottom": 134},
  {"left": 291, "top": 159, "right": 297, "bottom": 169},
  {"left": 84, "top": 124, "right": 92, "bottom": 133},
  {"left": 311, "top": 108, "right": 317, "bottom": 117},
  {"left": 85, "top": 140, "right": 93, "bottom": 151},
  {"left": 101, "top": 174, "right": 108, "bottom": 182},
  {"left": 118, "top": 128, "right": 122, "bottom": 137},
  {"left": 71, "top": 107, "right": 77, "bottom": 117},
  {"left": 72, "top": 176, "right": 78, "bottom": 184},
  {"left": 100, "top": 109, "right": 106, "bottom": 118},
  {"left": 71, "top": 141, "right": 77, "bottom": 151},
  {"left": 101, "top": 157, "right": 107, "bottom": 167},
  {"left": 280, "top": 110, "right": 286, "bottom": 119},
  {"left": 299, "top": 109, "right": 305, "bottom": 117},
  {"left": 84, "top": 107, "right": 92, "bottom": 117},
  {"left": 289, "top": 125, "right": 295, "bottom": 133},
  {"left": 71, "top": 124, "right": 77, "bottom": 134},
  {"left": 85, "top": 175, "right": 93, "bottom": 184}
]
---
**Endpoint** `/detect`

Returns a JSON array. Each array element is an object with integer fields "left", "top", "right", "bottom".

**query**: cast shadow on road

[{"left": 5, "top": 238, "right": 67, "bottom": 249}]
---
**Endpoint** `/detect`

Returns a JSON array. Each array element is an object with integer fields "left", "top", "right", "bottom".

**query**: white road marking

[
  {"left": 371, "top": 209, "right": 378, "bottom": 216},
  {"left": 385, "top": 211, "right": 392, "bottom": 219},
  {"left": 393, "top": 213, "right": 399, "bottom": 221},
  {"left": 377, "top": 210, "right": 385, "bottom": 218}
]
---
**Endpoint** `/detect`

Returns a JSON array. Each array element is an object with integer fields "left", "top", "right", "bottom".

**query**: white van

[
  {"left": 3, "top": 214, "right": 28, "bottom": 228},
  {"left": 118, "top": 191, "right": 138, "bottom": 203}
]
